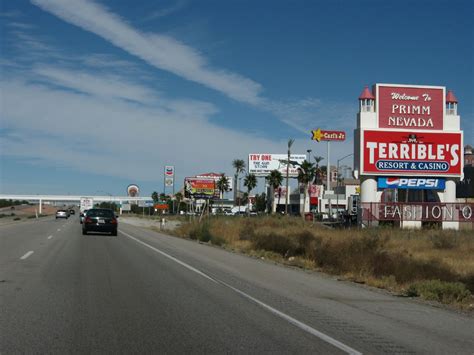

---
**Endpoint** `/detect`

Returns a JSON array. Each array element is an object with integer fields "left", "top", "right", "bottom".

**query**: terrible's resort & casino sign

[{"left": 360, "top": 84, "right": 463, "bottom": 178}]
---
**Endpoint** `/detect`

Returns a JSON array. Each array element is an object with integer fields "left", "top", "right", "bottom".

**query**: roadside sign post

[{"left": 311, "top": 128, "right": 346, "bottom": 219}]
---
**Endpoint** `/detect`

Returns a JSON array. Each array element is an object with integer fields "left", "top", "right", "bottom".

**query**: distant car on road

[
  {"left": 56, "top": 210, "right": 69, "bottom": 219},
  {"left": 82, "top": 208, "right": 118, "bottom": 236}
]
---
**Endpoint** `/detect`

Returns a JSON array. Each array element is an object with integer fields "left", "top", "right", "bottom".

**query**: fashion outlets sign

[{"left": 378, "top": 203, "right": 474, "bottom": 222}]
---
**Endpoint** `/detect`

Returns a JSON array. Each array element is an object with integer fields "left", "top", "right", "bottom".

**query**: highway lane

[
  {"left": 1, "top": 217, "right": 347, "bottom": 354},
  {"left": 1, "top": 217, "right": 473, "bottom": 354}
]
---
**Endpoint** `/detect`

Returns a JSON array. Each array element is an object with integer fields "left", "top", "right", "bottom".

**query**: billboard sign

[
  {"left": 309, "top": 184, "right": 321, "bottom": 205},
  {"left": 376, "top": 84, "right": 445, "bottom": 130},
  {"left": 165, "top": 177, "right": 174, "bottom": 187},
  {"left": 164, "top": 166, "right": 174, "bottom": 177},
  {"left": 361, "top": 130, "right": 462, "bottom": 177},
  {"left": 154, "top": 203, "right": 169, "bottom": 210},
  {"left": 139, "top": 200, "right": 155, "bottom": 207},
  {"left": 311, "top": 129, "right": 346, "bottom": 142},
  {"left": 184, "top": 178, "right": 216, "bottom": 198},
  {"left": 121, "top": 202, "right": 131, "bottom": 211},
  {"left": 80, "top": 197, "right": 94, "bottom": 213},
  {"left": 249, "top": 154, "right": 306, "bottom": 177},
  {"left": 127, "top": 184, "right": 140, "bottom": 197},
  {"left": 378, "top": 177, "right": 446, "bottom": 190}
]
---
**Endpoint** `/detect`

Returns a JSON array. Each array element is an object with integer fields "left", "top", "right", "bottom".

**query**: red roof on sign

[
  {"left": 446, "top": 90, "right": 458, "bottom": 103},
  {"left": 359, "top": 86, "right": 375, "bottom": 100}
]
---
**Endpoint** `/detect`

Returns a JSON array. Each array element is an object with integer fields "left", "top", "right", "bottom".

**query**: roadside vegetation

[{"left": 170, "top": 216, "right": 474, "bottom": 309}]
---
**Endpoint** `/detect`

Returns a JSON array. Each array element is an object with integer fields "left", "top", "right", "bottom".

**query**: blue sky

[{"left": 1, "top": 0, "right": 473, "bottom": 197}]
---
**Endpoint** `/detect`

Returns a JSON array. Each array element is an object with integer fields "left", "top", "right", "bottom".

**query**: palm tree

[
  {"left": 297, "top": 160, "right": 316, "bottom": 218},
  {"left": 313, "top": 156, "right": 324, "bottom": 185},
  {"left": 216, "top": 174, "right": 230, "bottom": 213},
  {"left": 285, "top": 138, "right": 295, "bottom": 215},
  {"left": 243, "top": 173, "right": 257, "bottom": 215},
  {"left": 266, "top": 169, "right": 283, "bottom": 214},
  {"left": 232, "top": 159, "right": 245, "bottom": 207},
  {"left": 151, "top": 191, "right": 159, "bottom": 202},
  {"left": 175, "top": 192, "right": 183, "bottom": 213}
]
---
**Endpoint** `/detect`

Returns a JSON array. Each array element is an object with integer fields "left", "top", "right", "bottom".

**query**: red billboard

[
  {"left": 361, "top": 130, "right": 462, "bottom": 177},
  {"left": 184, "top": 178, "right": 216, "bottom": 198},
  {"left": 377, "top": 84, "right": 444, "bottom": 130}
]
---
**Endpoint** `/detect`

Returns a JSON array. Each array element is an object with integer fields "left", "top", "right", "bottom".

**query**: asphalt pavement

[{"left": 1, "top": 216, "right": 473, "bottom": 354}]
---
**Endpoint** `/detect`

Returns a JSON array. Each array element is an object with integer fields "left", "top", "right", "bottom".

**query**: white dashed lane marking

[
  {"left": 48, "top": 235, "right": 53, "bottom": 240},
  {"left": 20, "top": 251, "right": 34, "bottom": 260}
]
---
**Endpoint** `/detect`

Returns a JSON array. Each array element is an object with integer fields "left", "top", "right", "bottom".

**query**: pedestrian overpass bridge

[{"left": 0, "top": 194, "right": 151, "bottom": 214}]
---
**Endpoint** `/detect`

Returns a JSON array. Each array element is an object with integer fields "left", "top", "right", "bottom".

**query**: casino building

[{"left": 354, "top": 84, "right": 469, "bottom": 229}]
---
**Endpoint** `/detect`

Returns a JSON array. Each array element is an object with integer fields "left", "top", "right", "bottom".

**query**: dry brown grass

[{"left": 170, "top": 216, "right": 474, "bottom": 307}]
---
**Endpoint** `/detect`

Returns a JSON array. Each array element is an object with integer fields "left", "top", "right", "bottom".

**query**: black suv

[{"left": 82, "top": 208, "right": 118, "bottom": 236}]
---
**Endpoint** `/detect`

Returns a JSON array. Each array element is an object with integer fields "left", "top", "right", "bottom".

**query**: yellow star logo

[{"left": 311, "top": 128, "right": 323, "bottom": 142}]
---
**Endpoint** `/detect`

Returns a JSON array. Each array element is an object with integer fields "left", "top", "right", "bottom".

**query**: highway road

[{"left": 1, "top": 216, "right": 473, "bottom": 354}]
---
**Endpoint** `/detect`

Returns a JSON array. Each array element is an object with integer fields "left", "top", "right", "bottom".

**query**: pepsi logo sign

[{"left": 378, "top": 177, "right": 445, "bottom": 190}]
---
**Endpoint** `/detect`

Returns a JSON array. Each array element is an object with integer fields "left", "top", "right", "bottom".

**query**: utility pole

[{"left": 285, "top": 138, "right": 294, "bottom": 215}]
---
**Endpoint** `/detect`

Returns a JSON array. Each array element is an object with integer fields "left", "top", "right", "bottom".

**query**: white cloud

[
  {"left": 31, "top": 0, "right": 263, "bottom": 105},
  {"left": 27, "top": 1, "right": 358, "bottom": 134},
  {"left": 33, "top": 66, "right": 160, "bottom": 104},
  {"left": 142, "top": 0, "right": 187, "bottom": 21},
  {"left": 0, "top": 74, "right": 289, "bottom": 184}
]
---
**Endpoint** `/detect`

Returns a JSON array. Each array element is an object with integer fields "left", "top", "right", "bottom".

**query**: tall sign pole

[
  {"left": 327, "top": 141, "right": 330, "bottom": 194},
  {"left": 311, "top": 128, "right": 346, "bottom": 217}
]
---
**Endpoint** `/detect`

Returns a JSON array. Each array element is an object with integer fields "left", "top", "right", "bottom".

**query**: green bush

[{"left": 406, "top": 280, "right": 471, "bottom": 303}]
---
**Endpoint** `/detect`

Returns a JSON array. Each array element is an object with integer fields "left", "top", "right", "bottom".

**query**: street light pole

[{"left": 336, "top": 153, "right": 354, "bottom": 219}]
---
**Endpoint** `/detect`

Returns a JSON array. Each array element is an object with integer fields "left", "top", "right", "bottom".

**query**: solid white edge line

[
  {"left": 119, "top": 229, "right": 362, "bottom": 355},
  {"left": 218, "top": 279, "right": 362, "bottom": 355},
  {"left": 20, "top": 251, "right": 34, "bottom": 260},
  {"left": 119, "top": 230, "right": 217, "bottom": 284}
]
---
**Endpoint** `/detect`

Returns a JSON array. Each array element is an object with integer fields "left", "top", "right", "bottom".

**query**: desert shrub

[
  {"left": 307, "top": 233, "right": 385, "bottom": 275},
  {"left": 460, "top": 273, "right": 474, "bottom": 293},
  {"left": 251, "top": 230, "right": 299, "bottom": 256},
  {"left": 13, "top": 217, "right": 21, "bottom": 221},
  {"left": 188, "top": 221, "right": 212, "bottom": 242},
  {"left": 372, "top": 252, "right": 457, "bottom": 284},
  {"left": 239, "top": 220, "right": 256, "bottom": 241},
  {"left": 184, "top": 221, "right": 225, "bottom": 246},
  {"left": 429, "top": 231, "right": 457, "bottom": 250},
  {"left": 406, "top": 280, "right": 471, "bottom": 303}
]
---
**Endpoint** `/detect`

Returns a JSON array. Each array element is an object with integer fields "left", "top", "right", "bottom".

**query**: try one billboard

[
  {"left": 248, "top": 154, "right": 306, "bottom": 177},
  {"left": 376, "top": 84, "right": 445, "bottom": 130},
  {"left": 361, "top": 130, "right": 463, "bottom": 177}
]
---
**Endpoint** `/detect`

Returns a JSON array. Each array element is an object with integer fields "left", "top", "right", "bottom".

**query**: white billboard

[{"left": 248, "top": 154, "right": 306, "bottom": 177}]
